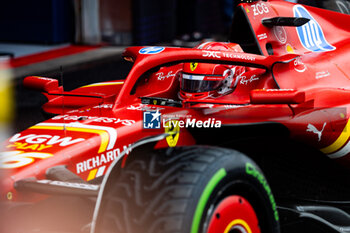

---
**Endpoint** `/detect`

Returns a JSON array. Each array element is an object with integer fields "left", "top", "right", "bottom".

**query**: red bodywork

[{"left": 1, "top": 0, "right": 350, "bottom": 204}]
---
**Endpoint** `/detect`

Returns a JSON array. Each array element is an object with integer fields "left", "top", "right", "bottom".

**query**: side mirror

[
  {"left": 23, "top": 76, "right": 59, "bottom": 92},
  {"left": 250, "top": 89, "right": 305, "bottom": 104}
]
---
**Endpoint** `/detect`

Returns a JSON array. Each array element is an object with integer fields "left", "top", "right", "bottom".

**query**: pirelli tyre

[{"left": 93, "top": 146, "right": 280, "bottom": 233}]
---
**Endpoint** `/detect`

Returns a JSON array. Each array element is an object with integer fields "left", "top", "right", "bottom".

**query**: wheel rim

[{"left": 206, "top": 195, "right": 261, "bottom": 233}]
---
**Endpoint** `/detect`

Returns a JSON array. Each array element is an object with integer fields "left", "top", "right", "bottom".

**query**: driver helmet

[{"left": 179, "top": 42, "right": 245, "bottom": 100}]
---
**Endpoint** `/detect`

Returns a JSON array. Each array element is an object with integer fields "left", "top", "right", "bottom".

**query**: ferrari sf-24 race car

[{"left": 2, "top": 1, "right": 350, "bottom": 233}]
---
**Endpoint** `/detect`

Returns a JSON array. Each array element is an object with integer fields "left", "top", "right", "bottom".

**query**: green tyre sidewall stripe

[{"left": 191, "top": 168, "right": 227, "bottom": 233}]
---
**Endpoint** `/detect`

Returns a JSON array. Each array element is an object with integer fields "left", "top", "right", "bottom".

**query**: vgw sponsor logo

[
  {"left": 143, "top": 110, "right": 221, "bottom": 129},
  {"left": 9, "top": 133, "right": 85, "bottom": 147},
  {"left": 293, "top": 5, "right": 335, "bottom": 52}
]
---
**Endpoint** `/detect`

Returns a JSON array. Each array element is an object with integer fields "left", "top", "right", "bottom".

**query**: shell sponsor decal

[
  {"left": 30, "top": 123, "right": 117, "bottom": 154},
  {"left": 286, "top": 44, "right": 295, "bottom": 54},
  {"left": 320, "top": 118, "right": 350, "bottom": 159}
]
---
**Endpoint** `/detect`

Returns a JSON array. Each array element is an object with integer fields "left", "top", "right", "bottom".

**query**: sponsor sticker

[
  {"left": 156, "top": 71, "right": 176, "bottom": 81},
  {"left": 293, "top": 5, "right": 335, "bottom": 52},
  {"left": 127, "top": 103, "right": 164, "bottom": 111},
  {"left": 273, "top": 26, "right": 287, "bottom": 44},
  {"left": 93, "top": 104, "right": 113, "bottom": 109},
  {"left": 203, "top": 105, "right": 245, "bottom": 115},
  {"left": 0, "top": 151, "right": 53, "bottom": 169},
  {"left": 139, "top": 47, "right": 165, "bottom": 54},
  {"left": 306, "top": 123, "right": 327, "bottom": 142},
  {"left": 252, "top": 2, "right": 269, "bottom": 16},
  {"left": 76, "top": 144, "right": 132, "bottom": 174},
  {"left": 239, "top": 75, "right": 260, "bottom": 85},
  {"left": 52, "top": 115, "right": 135, "bottom": 126},
  {"left": 222, "top": 53, "right": 256, "bottom": 61},
  {"left": 203, "top": 50, "right": 221, "bottom": 58},
  {"left": 8, "top": 133, "right": 85, "bottom": 147},
  {"left": 30, "top": 123, "right": 117, "bottom": 154},
  {"left": 315, "top": 71, "right": 330, "bottom": 79},
  {"left": 294, "top": 57, "right": 307, "bottom": 73},
  {"left": 257, "top": 33, "right": 268, "bottom": 41}
]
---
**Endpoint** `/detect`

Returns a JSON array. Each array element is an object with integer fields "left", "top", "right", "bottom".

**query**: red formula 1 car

[{"left": 2, "top": 1, "right": 350, "bottom": 233}]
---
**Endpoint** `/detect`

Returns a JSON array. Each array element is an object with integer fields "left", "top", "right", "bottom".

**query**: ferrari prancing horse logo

[
  {"left": 164, "top": 120, "right": 180, "bottom": 147},
  {"left": 190, "top": 62, "right": 198, "bottom": 71}
]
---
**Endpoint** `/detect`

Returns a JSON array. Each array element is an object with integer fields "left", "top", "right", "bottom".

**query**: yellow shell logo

[
  {"left": 286, "top": 44, "right": 295, "bottom": 54},
  {"left": 164, "top": 120, "right": 180, "bottom": 147},
  {"left": 190, "top": 62, "right": 198, "bottom": 72}
]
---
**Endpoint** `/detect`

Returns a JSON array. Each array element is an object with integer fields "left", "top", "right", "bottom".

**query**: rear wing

[{"left": 231, "top": 1, "right": 350, "bottom": 56}]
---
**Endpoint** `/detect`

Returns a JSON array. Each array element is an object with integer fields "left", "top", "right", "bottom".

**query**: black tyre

[{"left": 94, "top": 146, "right": 280, "bottom": 233}]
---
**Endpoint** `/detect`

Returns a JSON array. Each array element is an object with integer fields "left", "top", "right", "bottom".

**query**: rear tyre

[{"left": 94, "top": 146, "right": 280, "bottom": 233}]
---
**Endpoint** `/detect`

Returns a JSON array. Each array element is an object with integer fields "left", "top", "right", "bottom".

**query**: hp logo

[
  {"left": 293, "top": 5, "right": 335, "bottom": 52},
  {"left": 139, "top": 47, "right": 165, "bottom": 55}
]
